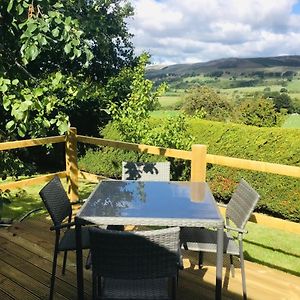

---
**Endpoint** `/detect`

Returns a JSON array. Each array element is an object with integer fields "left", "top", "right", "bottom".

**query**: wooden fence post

[
  {"left": 65, "top": 127, "right": 79, "bottom": 202},
  {"left": 191, "top": 144, "right": 207, "bottom": 182}
]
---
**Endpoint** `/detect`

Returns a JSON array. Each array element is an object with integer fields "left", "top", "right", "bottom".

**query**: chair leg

[
  {"left": 50, "top": 234, "right": 60, "bottom": 300},
  {"left": 230, "top": 254, "right": 235, "bottom": 278},
  {"left": 92, "top": 272, "right": 98, "bottom": 300},
  {"left": 171, "top": 276, "right": 177, "bottom": 300},
  {"left": 62, "top": 250, "right": 68, "bottom": 275},
  {"left": 198, "top": 251, "right": 204, "bottom": 268},
  {"left": 239, "top": 240, "right": 247, "bottom": 300}
]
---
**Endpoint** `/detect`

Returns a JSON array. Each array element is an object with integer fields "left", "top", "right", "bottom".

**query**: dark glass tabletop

[{"left": 77, "top": 180, "right": 223, "bottom": 227}]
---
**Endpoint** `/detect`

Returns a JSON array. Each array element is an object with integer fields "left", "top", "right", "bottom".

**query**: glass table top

[{"left": 77, "top": 181, "right": 223, "bottom": 227}]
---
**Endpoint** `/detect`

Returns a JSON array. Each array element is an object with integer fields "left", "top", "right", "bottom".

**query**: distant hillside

[{"left": 146, "top": 55, "right": 300, "bottom": 79}]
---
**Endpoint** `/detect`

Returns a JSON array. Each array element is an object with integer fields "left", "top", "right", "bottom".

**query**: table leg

[
  {"left": 216, "top": 227, "right": 223, "bottom": 300},
  {"left": 75, "top": 219, "right": 84, "bottom": 300}
]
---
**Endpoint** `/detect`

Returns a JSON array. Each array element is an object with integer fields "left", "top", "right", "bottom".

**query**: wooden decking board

[
  {"left": 0, "top": 232, "right": 93, "bottom": 293},
  {"left": 0, "top": 272, "right": 41, "bottom": 300},
  {"left": 0, "top": 288, "right": 14, "bottom": 300},
  {"left": 0, "top": 246, "right": 80, "bottom": 299},
  {"left": 1, "top": 217, "right": 300, "bottom": 300}
]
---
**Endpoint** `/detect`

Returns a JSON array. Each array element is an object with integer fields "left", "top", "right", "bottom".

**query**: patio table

[{"left": 75, "top": 180, "right": 224, "bottom": 300}]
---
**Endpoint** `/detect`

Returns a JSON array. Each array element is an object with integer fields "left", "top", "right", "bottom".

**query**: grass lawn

[
  {"left": 244, "top": 222, "right": 300, "bottom": 276},
  {"left": 150, "top": 110, "right": 181, "bottom": 117},
  {"left": 158, "top": 95, "right": 183, "bottom": 108},
  {"left": 282, "top": 114, "right": 300, "bottom": 128},
  {"left": 1, "top": 177, "right": 300, "bottom": 277}
]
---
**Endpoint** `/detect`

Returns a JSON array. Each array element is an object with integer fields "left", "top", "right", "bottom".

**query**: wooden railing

[{"left": 1, "top": 127, "right": 300, "bottom": 233}]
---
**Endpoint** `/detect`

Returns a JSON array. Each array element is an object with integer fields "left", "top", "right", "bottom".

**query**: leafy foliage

[
  {"left": 235, "top": 98, "right": 282, "bottom": 127},
  {"left": 182, "top": 86, "right": 232, "bottom": 121},
  {"left": 109, "top": 53, "right": 167, "bottom": 143},
  {"left": 0, "top": 0, "right": 135, "bottom": 139}
]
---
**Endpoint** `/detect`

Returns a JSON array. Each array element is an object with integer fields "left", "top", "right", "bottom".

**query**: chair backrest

[
  {"left": 89, "top": 227, "right": 180, "bottom": 280},
  {"left": 226, "top": 178, "right": 260, "bottom": 230},
  {"left": 39, "top": 176, "right": 72, "bottom": 227},
  {"left": 122, "top": 161, "right": 170, "bottom": 181}
]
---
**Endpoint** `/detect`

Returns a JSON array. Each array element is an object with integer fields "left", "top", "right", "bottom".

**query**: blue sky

[
  {"left": 292, "top": 1, "right": 300, "bottom": 13},
  {"left": 128, "top": 0, "right": 300, "bottom": 64}
]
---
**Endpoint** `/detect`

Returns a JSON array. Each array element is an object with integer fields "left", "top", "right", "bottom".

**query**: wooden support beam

[
  {"left": 65, "top": 127, "right": 78, "bottom": 202},
  {"left": 191, "top": 144, "right": 207, "bottom": 182}
]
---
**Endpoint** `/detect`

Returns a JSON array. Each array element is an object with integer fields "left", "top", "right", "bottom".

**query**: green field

[
  {"left": 150, "top": 110, "right": 180, "bottom": 118},
  {"left": 282, "top": 114, "right": 300, "bottom": 128},
  {"left": 158, "top": 96, "right": 183, "bottom": 108}
]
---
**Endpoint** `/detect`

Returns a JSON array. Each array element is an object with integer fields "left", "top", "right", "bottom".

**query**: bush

[
  {"left": 78, "top": 123, "right": 168, "bottom": 179},
  {"left": 189, "top": 119, "right": 300, "bottom": 221}
]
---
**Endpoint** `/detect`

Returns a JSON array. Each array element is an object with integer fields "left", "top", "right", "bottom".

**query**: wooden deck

[{"left": 0, "top": 216, "right": 299, "bottom": 300}]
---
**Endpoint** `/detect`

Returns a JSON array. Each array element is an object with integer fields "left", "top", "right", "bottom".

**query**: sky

[{"left": 127, "top": 0, "right": 300, "bottom": 65}]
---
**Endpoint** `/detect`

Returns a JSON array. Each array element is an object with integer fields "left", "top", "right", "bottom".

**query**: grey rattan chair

[
  {"left": 180, "top": 179, "right": 260, "bottom": 300},
  {"left": 39, "top": 176, "right": 90, "bottom": 300},
  {"left": 89, "top": 226, "right": 180, "bottom": 300},
  {"left": 122, "top": 161, "right": 170, "bottom": 181}
]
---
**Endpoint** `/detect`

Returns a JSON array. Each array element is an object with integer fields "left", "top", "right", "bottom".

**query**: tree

[
  {"left": 0, "top": 0, "right": 136, "bottom": 177},
  {"left": 272, "top": 93, "right": 294, "bottom": 113},
  {"left": 108, "top": 53, "right": 193, "bottom": 180},
  {"left": 236, "top": 98, "right": 281, "bottom": 127},
  {"left": 0, "top": 0, "right": 135, "bottom": 139},
  {"left": 182, "top": 86, "right": 232, "bottom": 121}
]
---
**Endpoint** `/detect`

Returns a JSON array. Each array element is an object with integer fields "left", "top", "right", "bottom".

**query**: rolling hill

[{"left": 146, "top": 55, "right": 300, "bottom": 80}]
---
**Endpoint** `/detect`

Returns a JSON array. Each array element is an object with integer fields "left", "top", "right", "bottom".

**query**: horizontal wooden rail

[
  {"left": 207, "top": 154, "right": 300, "bottom": 178},
  {"left": 77, "top": 135, "right": 300, "bottom": 178},
  {"left": 77, "top": 135, "right": 192, "bottom": 160},
  {"left": 0, "top": 172, "right": 66, "bottom": 191},
  {"left": 0, "top": 136, "right": 65, "bottom": 151},
  {"left": 79, "top": 171, "right": 108, "bottom": 183}
]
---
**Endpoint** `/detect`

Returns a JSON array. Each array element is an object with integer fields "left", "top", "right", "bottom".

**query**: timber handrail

[
  {"left": 76, "top": 135, "right": 192, "bottom": 160},
  {"left": 206, "top": 154, "right": 300, "bottom": 178},
  {"left": 77, "top": 134, "right": 300, "bottom": 179},
  {"left": 0, "top": 136, "right": 65, "bottom": 151}
]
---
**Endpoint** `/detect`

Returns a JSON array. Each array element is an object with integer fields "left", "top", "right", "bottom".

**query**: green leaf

[
  {"left": 16, "top": 4, "right": 24, "bottom": 15},
  {"left": 27, "top": 44, "right": 40, "bottom": 61},
  {"left": 27, "top": 22, "right": 37, "bottom": 33},
  {"left": 12, "top": 79, "right": 19, "bottom": 85},
  {"left": 65, "top": 16, "right": 72, "bottom": 26},
  {"left": 52, "top": 28, "right": 60, "bottom": 37},
  {"left": 52, "top": 72, "right": 63, "bottom": 86},
  {"left": 3, "top": 96, "right": 12, "bottom": 110},
  {"left": 6, "top": 120, "right": 15, "bottom": 130},
  {"left": 53, "top": 3, "right": 64, "bottom": 9},
  {"left": 37, "top": 34, "right": 47, "bottom": 46},
  {"left": 17, "top": 123, "right": 27, "bottom": 137},
  {"left": 7, "top": 0, "right": 14, "bottom": 12},
  {"left": 33, "top": 88, "right": 43, "bottom": 97},
  {"left": 64, "top": 43, "right": 72, "bottom": 54}
]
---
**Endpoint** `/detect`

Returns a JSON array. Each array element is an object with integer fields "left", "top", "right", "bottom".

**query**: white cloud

[{"left": 128, "top": 0, "right": 300, "bottom": 64}]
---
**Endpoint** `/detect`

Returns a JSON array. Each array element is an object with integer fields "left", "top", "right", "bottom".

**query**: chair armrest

[
  {"left": 225, "top": 225, "right": 248, "bottom": 234},
  {"left": 50, "top": 221, "right": 76, "bottom": 231}
]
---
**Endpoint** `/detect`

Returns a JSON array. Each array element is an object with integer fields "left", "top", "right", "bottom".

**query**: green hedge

[{"left": 79, "top": 119, "right": 300, "bottom": 222}]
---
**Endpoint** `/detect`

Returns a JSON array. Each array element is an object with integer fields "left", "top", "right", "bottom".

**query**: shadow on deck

[{"left": 0, "top": 216, "right": 300, "bottom": 300}]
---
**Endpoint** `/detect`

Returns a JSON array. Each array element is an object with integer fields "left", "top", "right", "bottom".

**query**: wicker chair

[
  {"left": 122, "top": 161, "right": 170, "bottom": 181},
  {"left": 39, "top": 175, "right": 90, "bottom": 300},
  {"left": 180, "top": 179, "right": 260, "bottom": 300},
  {"left": 89, "top": 226, "right": 180, "bottom": 300}
]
